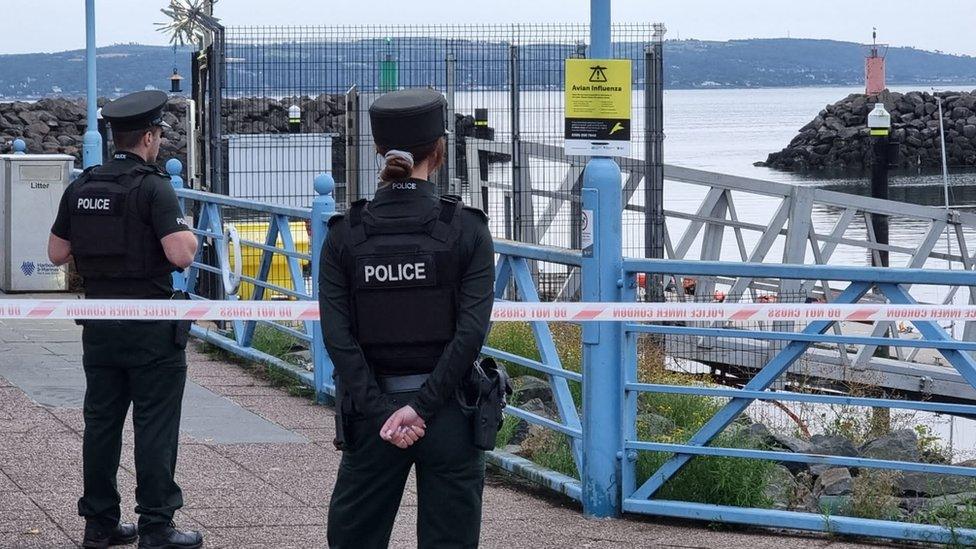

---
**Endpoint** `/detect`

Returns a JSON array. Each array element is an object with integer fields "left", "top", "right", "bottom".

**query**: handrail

[
  {"left": 623, "top": 258, "right": 976, "bottom": 285},
  {"left": 177, "top": 188, "right": 311, "bottom": 219},
  {"left": 495, "top": 239, "right": 583, "bottom": 266}
]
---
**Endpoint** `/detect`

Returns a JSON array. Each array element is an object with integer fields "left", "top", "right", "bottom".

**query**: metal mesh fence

[{"left": 211, "top": 24, "right": 659, "bottom": 263}]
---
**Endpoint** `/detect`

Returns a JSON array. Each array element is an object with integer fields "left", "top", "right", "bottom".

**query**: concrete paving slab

[
  {"left": 0, "top": 522, "right": 74, "bottom": 549},
  {"left": 180, "top": 505, "right": 328, "bottom": 528},
  {"left": 181, "top": 382, "right": 306, "bottom": 444},
  {"left": 39, "top": 342, "right": 84, "bottom": 356},
  {"left": 0, "top": 343, "right": 305, "bottom": 444}
]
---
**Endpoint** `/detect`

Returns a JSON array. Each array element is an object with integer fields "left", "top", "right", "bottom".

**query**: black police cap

[
  {"left": 101, "top": 90, "right": 171, "bottom": 132},
  {"left": 369, "top": 88, "right": 447, "bottom": 150}
]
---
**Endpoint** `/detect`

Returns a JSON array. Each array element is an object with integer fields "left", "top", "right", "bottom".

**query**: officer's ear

[{"left": 146, "top": 128, "right": 162, "bottom": 147}]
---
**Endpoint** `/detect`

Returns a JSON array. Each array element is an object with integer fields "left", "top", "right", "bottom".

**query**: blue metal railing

[
  {"left": 618, "top": 259, "right": 976, "bottom": 545},
  {"left": 173, "top": 169, "right": 336, "bottom": 396},
  {"left": 166, "top": 160, "right": 976, "bottom": 544}
]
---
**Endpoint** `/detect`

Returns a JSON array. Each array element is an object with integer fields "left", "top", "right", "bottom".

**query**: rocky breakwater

[
  {"left": 1, "top": 95, "right": 503, "bottom": 182},
  {"left": 0, "top": 97, "right": 191, "bottom": 168},
  {"left": 0, "top": 95, "right": 347, "bottom": 169},
  {"left": 759, "top": 90, "right": 976, "bottom": 171}
]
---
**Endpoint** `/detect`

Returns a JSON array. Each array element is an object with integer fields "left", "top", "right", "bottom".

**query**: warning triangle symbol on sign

[{"left": 588, "top": 65, "right": 608, "bottom": 82}]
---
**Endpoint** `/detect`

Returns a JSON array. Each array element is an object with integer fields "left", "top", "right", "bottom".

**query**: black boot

[
  {"left": 83, "top": 521, "right": 139, "bottom": 548},
  {"left": 138, "top": 524, "right": 203, "bottom": 549}
]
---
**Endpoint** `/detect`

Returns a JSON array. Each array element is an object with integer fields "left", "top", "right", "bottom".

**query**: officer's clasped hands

[{"left": 380, "top": 405, "right": 426, "bottom": 449}]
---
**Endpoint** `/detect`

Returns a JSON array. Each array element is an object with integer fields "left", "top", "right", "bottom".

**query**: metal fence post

[
  {"left": 509, "top": 44, "right": 523, "bottom": 243},
  {"left": 445, "top": 52, "right": 457, "bottom": 196},
  {"left": 167, "top": 159, "right": 188, "bottom": 292},
  {"left": 581, "top": 161, "right": 624, "bottom": 518},
  {"left": 644, "top": 26, "right": 666, "bottom": 302},
  {"left": 311, "top": 172, "right": 337, "bottom": 403},
  {"left": 581, "top": 0, "right": 623, "bottom": 518}
]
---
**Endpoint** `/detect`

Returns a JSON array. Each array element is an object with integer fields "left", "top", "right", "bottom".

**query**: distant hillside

[
  {"left": 0, "top": 44, "right": 194, "bottom": 99},
  {"left": 665, "top": 39, "right": 976, "bottom": 88},
  {"left": 2, "top": 38, "right": 975, "bottom": 98}
]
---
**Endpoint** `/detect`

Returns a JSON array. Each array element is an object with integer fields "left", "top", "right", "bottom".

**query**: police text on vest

[
  {"left": 77, "top": 197, "right": 112, "bottom": 211},
  {"left": 364, "top": 262, "right": 427, "bottom": 283}
]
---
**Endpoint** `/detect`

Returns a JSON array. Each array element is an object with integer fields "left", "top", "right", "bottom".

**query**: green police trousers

[
  {"left": 327, "top": 391, "right": 485, "bottom": 549},
  {"left": 77, "top": 320, "right": 187, "bottom": 533}
]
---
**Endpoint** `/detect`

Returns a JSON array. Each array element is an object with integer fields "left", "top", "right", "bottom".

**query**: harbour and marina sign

[{"left": 564, "top": 58, "right": 632, "bottom": 156}]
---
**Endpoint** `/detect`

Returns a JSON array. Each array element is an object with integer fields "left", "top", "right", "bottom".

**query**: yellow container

[{"left": 230, "top": 221, "right": 310, "bottom": 300}]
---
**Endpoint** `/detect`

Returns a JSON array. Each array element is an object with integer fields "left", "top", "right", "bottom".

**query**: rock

[
  {"left": 824, "top": 117, "right": 846, "bottom": 132},
  {"left": 809, "top": 434, "right": 858, "bottom": 458},
  {"left": 964, "top": 125, "right": 976, "bottom": 139},
  {"left": 769, "top": 433, "right": 812, "bottom": 454},
  {"left": 766, "top": 433, "right": 813, "bottom": 474},
  {"left": 899, "top": 492, "right": 976, "bottom": 513},
  {"left": 162, "top": 112, "right": 179, "bottom": 128},
  {"left": 817, "top": 495, "right": 852, "bottom": 515},
  {"left": 860, "top": 429, "right": 920, "bottom": 462},
  {"left": 500, "top": 444, "right": 523, "bottom": 455},
  {"left": 24, "top": 121, "right": 50, "bottom": 137},
  {"left": 511, "top": 376, "right": 553, "bottom": 407},
  {"left": 508, "top": 397, "right": 557, "bottom": 446},
  {"left": 952, "top": 107, "right": 972, "bottom": 119},
  {"left": 958, "top": 95, "right": 976, "bottom": 110},
  {"left": 744, "top": 422, "right": 772, "bottom": 444},
  {"left": 896, "top": 472, "right": 976, "bottom": 497},
  {"left": 815, "top": 467, "right": 853, "bottom": 496},
  {"left": 17, "top": 110, "right": 41, "bottom": 126},
  {"left": 520, "top": 397, "right": 556, "bottom": 419},
  {"left": 49, "top": 100, "right": 85, "bottom": 122},
  {"left": 764, "top": 465, "right": 799, "bottom": 510}
]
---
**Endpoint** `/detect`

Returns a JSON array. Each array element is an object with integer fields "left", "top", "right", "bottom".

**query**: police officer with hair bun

[
  {"left": 319, "top": 88, "right": 495, "bottom": 548},
  {"left": 47, "top": 90, "right": 202, "bottom": 549}
]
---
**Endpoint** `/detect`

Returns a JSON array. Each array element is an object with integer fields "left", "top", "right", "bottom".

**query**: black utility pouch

[
  {"left": 459, "top": 357, "right": 513, "bottom": 451},
  {"left": 170, "top": 290, "right": 192, "bottom": 349}
]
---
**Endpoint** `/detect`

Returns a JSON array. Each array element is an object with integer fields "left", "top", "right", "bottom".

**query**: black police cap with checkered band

[{"left": 369, "top": 88, "right": 448, "bottom": 150}]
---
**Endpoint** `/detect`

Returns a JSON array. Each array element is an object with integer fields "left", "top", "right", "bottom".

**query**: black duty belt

[{"left": 376, "top": 374, "right": 430, "bottom": 394}]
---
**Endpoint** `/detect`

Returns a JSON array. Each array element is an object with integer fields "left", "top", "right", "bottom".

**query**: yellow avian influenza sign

[{"left": 564, "top": 58, "right": 632, "bottom": 156}]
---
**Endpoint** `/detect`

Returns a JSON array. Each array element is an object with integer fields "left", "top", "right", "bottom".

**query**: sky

[{"left": 1, "top": 0, "right": 975, "bottom": 57}]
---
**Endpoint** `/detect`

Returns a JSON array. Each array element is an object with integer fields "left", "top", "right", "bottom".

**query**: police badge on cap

[
  {"left": 369, "top": 89, "right": 448, "bottom": 150},
  {"left": 101, "top": 90, "right": 171, "bottom": 132}
]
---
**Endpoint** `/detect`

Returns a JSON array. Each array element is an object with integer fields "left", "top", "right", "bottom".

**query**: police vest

[
  {"left": 342, "top": 196, "right": 463, "bottom": 374},
  {"left": 67, "top": 163, "right": 174, "bottom": 280}
]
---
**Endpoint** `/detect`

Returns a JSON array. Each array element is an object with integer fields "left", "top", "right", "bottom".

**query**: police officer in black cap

[
  {"left": 319, "top": 88, "right": 495, "bottom": 548},
  {"left": 47, "top": 90, "right": 203, "bottom": 549}
]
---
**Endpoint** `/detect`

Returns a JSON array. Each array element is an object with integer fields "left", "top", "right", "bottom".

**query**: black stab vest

[
  {"left": 344, "top": 196, "right": 463, "bottom": 375},
  {"left": 67, "top": 164, "right": 174, "bottom": 280}
]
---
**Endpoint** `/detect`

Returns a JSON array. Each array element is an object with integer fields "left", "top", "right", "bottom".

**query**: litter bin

[{"left": 0, "top": 154, "right": 73, "bottom": 292}]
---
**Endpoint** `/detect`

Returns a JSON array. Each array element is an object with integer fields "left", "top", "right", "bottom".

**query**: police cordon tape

[{"left": 1, "top": 300, "right": 975, "bottom": 322}]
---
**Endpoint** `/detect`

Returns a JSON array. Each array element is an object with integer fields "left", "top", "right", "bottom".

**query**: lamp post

[{"left": 82, "top": 0, "right": 102, "bottom": 168}]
